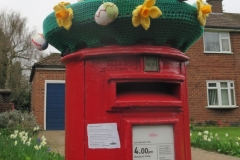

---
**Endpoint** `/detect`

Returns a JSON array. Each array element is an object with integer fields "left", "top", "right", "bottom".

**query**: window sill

[
  {"left": 205, "top": 106, "right": 239, "bottom": 109},
  {"left": 204, "top": 52, "right": 233, "bottom": 54}
]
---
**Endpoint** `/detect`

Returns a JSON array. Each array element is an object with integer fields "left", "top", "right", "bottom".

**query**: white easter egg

[{"left": 31, "top": 34, "right": 48, "bottom": 50}]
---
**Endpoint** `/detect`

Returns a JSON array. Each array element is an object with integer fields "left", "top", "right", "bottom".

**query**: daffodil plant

[
  {"left": 191, "top": 129, "right": 240, "bottom": 157},
  {"left": 0, "top": 129, "right": 64, "bottom": 159}
]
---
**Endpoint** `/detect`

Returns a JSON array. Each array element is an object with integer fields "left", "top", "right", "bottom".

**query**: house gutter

[
  {"left": 205, "top": 27, "right": 240, "bottom": 32},
  {"left": 29, "top": 64, "right": 65, "bottom": 82}
]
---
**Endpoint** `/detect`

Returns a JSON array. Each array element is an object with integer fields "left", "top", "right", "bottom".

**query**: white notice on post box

[
  {"left": 87, "top": 123, "right": 120, "bottom": 149},
  {"left": 133, "top": 125, "right": 174, "bottom": 160}
]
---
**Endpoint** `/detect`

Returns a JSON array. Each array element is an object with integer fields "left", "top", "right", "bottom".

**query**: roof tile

[
  {"left": 36, "top": 53, "right": 63, "bottom": 66},
  {"left": 206, "top": 13, "right": 240, "bottom": 29}
]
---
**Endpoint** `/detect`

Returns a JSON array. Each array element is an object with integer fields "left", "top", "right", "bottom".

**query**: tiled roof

[
  {"left": 36, "top": 53, "right": 64, "bottom": 66},
  {"left": 206, "top": 13, "right": 240, "bottom": 29},
  {"left": 29, "top": 53, "right": 64, "bottom": 82}
]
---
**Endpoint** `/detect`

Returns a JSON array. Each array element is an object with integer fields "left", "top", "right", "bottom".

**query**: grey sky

[{"left": 0, "top": 0, "right": 239, "bottom": 53}]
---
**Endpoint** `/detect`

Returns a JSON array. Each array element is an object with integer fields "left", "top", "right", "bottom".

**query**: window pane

[
  {"left": 230, "top": 83, "right": 233, "bottom": 87},
  {"left": 204, "top": 32, "right": 220, "bottom": 52},
  {"left": 208, "top": 83, "right": 216, "bottom": 87},
  {"left": 221, "top": 89, "right": 229, "bottom": 105},
  {"left": 220, "top": 33, "right": 229, "bottom": 38},
  {"left": 221, "top": 39, "right": 230, "bottom": 51},
  {"left": 220, "top": 82, "right": 227, "bottom": 88},
  {"left": 208, "top": 89, "right": 218, "bottom": 105},
  {"left": 231, "top": 89, "right": 235, "bottom": 105}
]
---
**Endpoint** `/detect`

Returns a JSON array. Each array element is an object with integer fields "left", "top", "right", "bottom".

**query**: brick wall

[
  {"left": 31, "top": 69, "right": 65, "bottom": 128},
  {"left": 0, "top": 104, "right": 12, "bottom": 112},
  {"left": 186, "top": 32, "right": 240, "bottom": 125},
  {"left": 206, "top": 0, "right": 223, "bottom": 13}
]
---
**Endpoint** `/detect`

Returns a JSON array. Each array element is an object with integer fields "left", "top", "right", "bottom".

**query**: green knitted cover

[{"left": 43, "top": 0, "right": 203, "bottom": 54}]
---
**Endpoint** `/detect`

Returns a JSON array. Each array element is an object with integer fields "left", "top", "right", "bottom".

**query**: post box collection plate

[
  {"left": 133, "top": 125, "right": 174, "bottom": 160},
  {"left": 144, "top": 56, "right": 159, "bottom": 72}
]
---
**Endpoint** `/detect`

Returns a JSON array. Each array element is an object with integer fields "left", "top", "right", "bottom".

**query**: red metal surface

[
  {"left": 62, "top": 45, "right": 191, "bottom": 160},
  {"left": 61, "top": 45, "right": 189, "bottom": 63}
]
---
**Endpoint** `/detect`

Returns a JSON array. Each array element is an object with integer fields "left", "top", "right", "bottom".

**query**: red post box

[{"left": 62, "top": 45, "right": 191, "bottom": 160}]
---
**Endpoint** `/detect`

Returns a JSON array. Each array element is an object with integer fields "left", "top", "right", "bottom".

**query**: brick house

[
  {"left": 187, "top": 0, "right": 240, "bottom": 126},
  {"left": 30, "top": 53, "right": 65, "bottom": 130},
  {"left": 30, "top": 0, "right": 240, "bottom": 129}
]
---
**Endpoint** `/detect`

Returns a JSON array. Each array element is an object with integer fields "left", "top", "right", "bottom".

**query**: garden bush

[{"left": 0, "top": 110, "right": 39, "bottom": 136}]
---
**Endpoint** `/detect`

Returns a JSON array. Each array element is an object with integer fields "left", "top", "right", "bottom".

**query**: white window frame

[
  {"left": 203, "top": 31, "right": 232, "bottom": 54},
  {"left": 206, "top": 80, "right": 238, "bottom": 109}
]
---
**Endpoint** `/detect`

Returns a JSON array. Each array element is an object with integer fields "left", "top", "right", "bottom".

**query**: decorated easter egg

[
  {"left": 31, "top": 34, "right": 48, "bottom": 50},
  {"left": 95, "top": 2, "right": 119, "bottom": 26}
]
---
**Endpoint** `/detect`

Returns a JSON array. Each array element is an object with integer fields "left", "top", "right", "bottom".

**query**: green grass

[
  {"left": 204, "top": 127, "right": 240, "bottom": 138},
  {"left": 192, "top": 127, "right": 240, "bottom": 141}
]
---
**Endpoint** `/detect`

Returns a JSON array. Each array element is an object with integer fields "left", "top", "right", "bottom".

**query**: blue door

[{"left": 46, "top": 83, "right": 65, "bottom": 130}]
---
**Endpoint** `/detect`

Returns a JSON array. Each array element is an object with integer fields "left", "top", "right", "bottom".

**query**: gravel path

[{"left": 39, "top": 131, "right": 240, "bottom": 160}]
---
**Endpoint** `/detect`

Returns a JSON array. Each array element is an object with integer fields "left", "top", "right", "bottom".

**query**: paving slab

[
  {"left": 191, "top": 147, "right": 240, "bottom": 160},
  {"left": 38, "top": 131, "right": 65, "bottom": 155}
]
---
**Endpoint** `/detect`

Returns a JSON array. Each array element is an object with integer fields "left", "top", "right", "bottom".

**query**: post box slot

[{"left": 116, "top": 82, "right": 181, "bottom": 102}]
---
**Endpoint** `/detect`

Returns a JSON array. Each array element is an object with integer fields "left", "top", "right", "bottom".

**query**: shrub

[
  {"left": 0, "top": 110, "right": 39, "bottom": 136},
  {"left": 205, "top": 120, "right": 218, "bottom": 127}
]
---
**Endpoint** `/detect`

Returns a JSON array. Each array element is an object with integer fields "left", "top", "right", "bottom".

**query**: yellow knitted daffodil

[
  {"left": 196, "top": 0, "right": 212, "bottom": 26},
  {"left": 132, "top": 0, "right": 162, "bottom": 30},
  {"left": 60, "top": 2, "right": 70, "bottom": 6},
  {"left": 54, "top": 2, "right": 73, "bottom": 30}
]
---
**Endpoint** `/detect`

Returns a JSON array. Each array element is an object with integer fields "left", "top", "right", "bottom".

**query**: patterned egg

[{"left": 95, "top": 2, "right": 119, "bottom": 26}]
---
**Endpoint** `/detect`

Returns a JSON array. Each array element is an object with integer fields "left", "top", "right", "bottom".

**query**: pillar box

[
  {"left": 42, "top": 0, "right": 211, "bottom": 159},
  {"left": 61, "top": 45, "right": 191, "bottom": 160}
]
